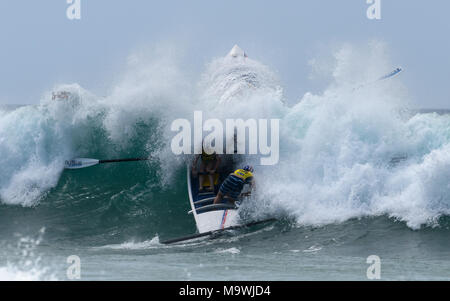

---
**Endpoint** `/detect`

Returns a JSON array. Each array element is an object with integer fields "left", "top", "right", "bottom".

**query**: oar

[
  {"left": 64, "top": 157, "right": 149, "bottom": 169},
  {"left": 376, "top": 67, "right": 403, "bottom": 81},
  {"left": 161, "top": 218, "right": 277, "bottom": 244},
  {"left": 353, "top": 67, "right": 403, "bottom": 91}
]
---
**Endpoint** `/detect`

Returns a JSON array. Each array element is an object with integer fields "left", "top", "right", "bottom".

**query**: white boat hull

[{"left": 187, "top": 165, "right": 240, "bottom": 233}]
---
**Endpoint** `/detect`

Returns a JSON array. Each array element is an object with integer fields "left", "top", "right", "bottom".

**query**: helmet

[{"left": 243, "top": 165, "right": 254, "bottom": 172}]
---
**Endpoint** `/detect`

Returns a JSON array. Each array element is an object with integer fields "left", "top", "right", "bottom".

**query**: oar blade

[
  {"left": 377, "top": 67, "right": 403, "bottom": 81},
  {"left": 64, "top": 158, "right": 100, "bottom": 169}
]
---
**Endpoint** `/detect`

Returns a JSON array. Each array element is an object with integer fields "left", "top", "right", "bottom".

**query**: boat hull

[{"left": 187, "top": 164, "right": 240, "bottom": 233}]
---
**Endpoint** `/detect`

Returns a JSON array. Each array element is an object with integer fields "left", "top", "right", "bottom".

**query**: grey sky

[{"left": 0, "top": 1, "right": 449, "bottom": 108}]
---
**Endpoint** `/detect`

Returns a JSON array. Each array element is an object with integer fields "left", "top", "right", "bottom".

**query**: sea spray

[
  {"left": 256, "top": 43, "right": 450, "bottom": 229},
  {"left": 0, "top": 42, "right": 449, "bottom": 231},
  {"left": 0, "top": 228, "right": 57, "bottom": 281}
]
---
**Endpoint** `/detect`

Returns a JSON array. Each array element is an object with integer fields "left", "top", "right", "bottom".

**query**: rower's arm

[{"left": 240, "top": 178, "right": 255, "bottom": 197}]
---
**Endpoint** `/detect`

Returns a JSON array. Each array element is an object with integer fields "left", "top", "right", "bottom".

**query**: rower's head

[{"left": 243, "top": 165, "right": 254, "bottom": 173}]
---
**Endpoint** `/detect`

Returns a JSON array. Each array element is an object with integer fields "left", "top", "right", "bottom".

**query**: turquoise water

[{"left": 0, "top": 150, "right": 448, "bottom": 280}]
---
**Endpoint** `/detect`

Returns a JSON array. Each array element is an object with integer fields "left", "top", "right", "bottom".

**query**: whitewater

[{"left": 0, "top": 42, "right": 449, "bottom": 280}]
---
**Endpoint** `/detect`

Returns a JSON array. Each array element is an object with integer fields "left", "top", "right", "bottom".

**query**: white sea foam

[
  {"left": 255, "top": 42, "right": 450, "bottom": 229},
  {"left": 0, "top": 264, "right": 57, "bottom": 281},
  {"left": 215, "top": 247, "right": 241, "bottom": 254},
  {"left": 97, "top": 235, "right": 161, "bottom": 250},
  {"left": 0, "top": 228, "right": 57, "bottom": 281}
]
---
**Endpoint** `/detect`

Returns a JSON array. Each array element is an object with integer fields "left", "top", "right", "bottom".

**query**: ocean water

[{"left": 0, "top": 43, "right": 449, "bottom": 281}]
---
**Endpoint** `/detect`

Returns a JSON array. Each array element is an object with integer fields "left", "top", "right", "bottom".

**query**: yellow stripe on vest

[{"left": 233, "top": 169, "right": 253, "bottom": 180}]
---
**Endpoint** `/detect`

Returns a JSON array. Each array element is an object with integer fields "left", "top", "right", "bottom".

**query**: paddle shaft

[
  {"left": 64, "top": 157, "right": 150, "bottom": 169},
  {"left": 99, "top": 158, "right": 149, "bottom": 164}
]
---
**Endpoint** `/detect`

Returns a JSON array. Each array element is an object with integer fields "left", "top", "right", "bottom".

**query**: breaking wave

[{"left": 1, "top": 41, "right": 449, "bottom": 231}]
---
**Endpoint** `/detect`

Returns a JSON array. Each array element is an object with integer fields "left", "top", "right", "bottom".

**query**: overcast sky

[{"left": 0, "top": 1, "right": 449, "bottom": 108}]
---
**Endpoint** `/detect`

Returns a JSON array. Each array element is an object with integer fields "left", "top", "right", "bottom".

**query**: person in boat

[
  {"left": 213, "top": 165, "right": 254, "bottom": 205},
  {"left": 191, "top": 147, "right": 221, "bottom": 192}
]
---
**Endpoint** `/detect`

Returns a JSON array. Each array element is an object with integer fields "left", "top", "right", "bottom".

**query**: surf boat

[{"left": 187, "top": 155, "right": 250, "bottom": 233}]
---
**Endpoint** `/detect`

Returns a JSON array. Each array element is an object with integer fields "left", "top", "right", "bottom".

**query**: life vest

[{"left": 233, "top": 169, "right": 253, "bottom": 180}]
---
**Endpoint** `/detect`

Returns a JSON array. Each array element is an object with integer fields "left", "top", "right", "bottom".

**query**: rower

[
  {"left": 213, "top": 165, "right": 254, "bottom": 205},
  {"left": 191, "top": 146, "right": 221, "bottom": 192}
]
